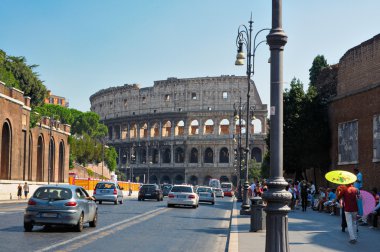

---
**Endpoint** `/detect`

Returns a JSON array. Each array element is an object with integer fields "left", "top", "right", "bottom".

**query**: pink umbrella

[{"left": 360, "top": 190, "right": 376, "bottom": 216}]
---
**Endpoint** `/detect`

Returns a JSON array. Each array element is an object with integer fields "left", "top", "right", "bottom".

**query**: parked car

[
  {"left": 93, "top": 181, "right": 124, "bottom": 205},
  {"left": 138, "top": 184, "right": 163, "bottom": 201},
  {"left": 213, "top": 188, "right": 224, "bottom": 198},
  {"left": 221, "top": 182, "right": 234, "bottom": 197},
  {"left": 24, "top": 185, "right": 97, "bottom": 232},
  {"left": 167, "top": 185, "right": 199, "bottom": 208},
  {"left": 196, "top": 186, "right": 215, "bottom": 205},
  {"left": 161, "top": 184, "right": 173, "bottom": 197}
]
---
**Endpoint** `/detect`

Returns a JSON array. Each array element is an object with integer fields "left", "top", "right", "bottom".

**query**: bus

[{"left": 209, "top": 179, "right": 221, "bottom": 189}]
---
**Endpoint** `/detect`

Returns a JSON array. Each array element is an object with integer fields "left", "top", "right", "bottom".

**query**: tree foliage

[{"left": 309, "top": 55, "right": 328, "bottom": 86}]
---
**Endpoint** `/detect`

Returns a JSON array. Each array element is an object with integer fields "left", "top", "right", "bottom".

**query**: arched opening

[
  {"left": 139, "top": 123, "right": 148, "bottom": 138},
  {"left": 174, "top": 175, "right": 184, "bottom": 184},
  {"left": 114, "top": 125, "right": 121, "bottom": 139},
  {"left": 220, "top": 176, "right": 229, "bottom": 183},
  {"left": 139, "top": 148, "right": 147, "bottom": 164},
  {"left": 175, "top": 147, "right": 185, "bottom": 163},
  {"left": 190, "top": 148, "right": 198, "bottom": 163},
  {"left": 58, "top": 141, "right": 65, "bottom": 182},
  {"left": 219, "top": 119, "right": 230, "bottom": 135},
  {"left": 49, "top": 137, "right": 55, "bottom": 182},
  {"left": 161, "top": 175, "right": 171, "bottom": 184},
  {"left": 121, "top": 124, "right": 128, "bottom": 139},
  {"left": 204, "top": 175, "right": 212, "bottom": 186},
  {"left": 36, "top": 135, "right": 44, "bottom": 182},
  {"left": 108, "top": 126, "right": 113, "bottom": 139},
  {"left": 219, "top": 147, "right": 229, "bottom": 163},
  {"left": 152, "top": 149, "right": 159, "bottom": 164},
  {"left": 252, "top": 118, "right": 262, "bottom": 133},
  {"left": 204, "top": 148, "right": 213, "bottom": 163},
  {"left": 204, "top": 119, "right": 214, "bottom": 135},
  {"left": 175, "top": 120, "right": 185, "bottom": 136},
  {"left": 162, "top": 148, "right": 171, "bottom": 163},
  {"left": 28, "top": 133, "right": 33, "bottom": 181},
  {"left": 190, "top": 175, "right": 198, "bottom": 186},
  {"left": 251, "top": 147, "right": 262, "bottom": 163},
  {"left": 150, "top": 175, "right": 158, "bottom": 184},
  {"left": 189, "top": 120, "right": 199, "bottom": 135},
  {"left": 162, "top": 121, "right": 172, "bottom": 137},
  {"left": 129, "top": 123, "right": 137, "bottom": 139},
  {"left": 0, "top": 121, "right": 11, "bottom": 180},
  {"left": 150, "top": 122, "right": 159, "bottom": 138}
]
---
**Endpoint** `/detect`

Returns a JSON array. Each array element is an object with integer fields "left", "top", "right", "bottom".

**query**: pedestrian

[
  {"left": 340, "top": 183, "right": 359, "bottom": 244},
  {"left": 354, "top": 168, "right": 363, "bottom": 190},
  {"left": 17, "top": 184, "right": 22, "bottom": 200},
  {"left": 301, "top": 180, "right": 308, "bottom": 211},
  {"left": 23, "top": 182, "right": 29, "bottom": 199},
  {"left": 294, "top": 181, "right": 300, "bottom": 208},
  {"left": 336, "top": 185, "right": 347, "bottom": 232}
]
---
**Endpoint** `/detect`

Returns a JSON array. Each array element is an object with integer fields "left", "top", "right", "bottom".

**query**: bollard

[{"left": 250, "top": 196, "right": 266, "bottom": 232}]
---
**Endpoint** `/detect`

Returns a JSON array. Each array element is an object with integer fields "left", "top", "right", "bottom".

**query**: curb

[{"left": 227, "top": 198, "right": 239, "bottom": 252}]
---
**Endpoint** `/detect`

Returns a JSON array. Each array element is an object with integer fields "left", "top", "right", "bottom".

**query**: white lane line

[
  {"left": 228, "top": 199, "right": 239, "bottom": 252},
  {"left": 35, "top": 207, "right": 168, "bottom": 252}
]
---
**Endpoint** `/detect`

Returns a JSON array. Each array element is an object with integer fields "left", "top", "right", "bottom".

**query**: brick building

[
  {"left": 44, "top": 90, "right": 69, "bottom": 107},
  {"left": 0, "top": 81, "right": 71, "bottom": 199},
  {"left": 329, "top": 34, "right": 380, "bottom": 190}
]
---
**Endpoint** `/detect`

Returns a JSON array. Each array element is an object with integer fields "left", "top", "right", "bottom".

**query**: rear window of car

[
  {"left": 221, "top": 183, "right": 232, "bottom": 189},
  {"left": 197, "top": 187, "right": 212, "bottom": 193},
  {"left": 162, "top": 185, "right": 172, "bottom": 189},
  {"left": 95, "top": 183, "right": 116, "bottom": 189},
  {"left": 34, "top": 187, "right": 72, "bottom": 201},
  {"left": 171, "top": 186, "right": 193, "bottom": 193},
  {"left": 141, "top": 185, "right": 156, "bottom": 190}
]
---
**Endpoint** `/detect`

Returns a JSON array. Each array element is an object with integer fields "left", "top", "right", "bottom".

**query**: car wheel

[
  {"left": 75, "top": 213, "right": 84, "bottom": 232},
  {"left": 99, "top": 201, "right": 102, "bottom": 204},
  {"left": 24, "top": 222, "right": 33, "bottom": 232},
  {"left": 89, "top": 211, "right": 97, "bottom": 227},
  {"left": 192, "top": 205, "right": 197, "bottom": 209}
]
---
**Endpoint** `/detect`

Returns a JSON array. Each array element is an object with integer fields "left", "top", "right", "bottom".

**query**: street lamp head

[{"left": 235, "top": 41, "right": 245, "bottom": 66}]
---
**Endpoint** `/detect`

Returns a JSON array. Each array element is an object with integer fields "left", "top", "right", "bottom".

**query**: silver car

[
  {"left": 197, "top": 186, "right": 215, "bottom": 205},
  {"left": 24, "top": 185, "right": 97, "bottom": 232},
  {"left": 93, "top": 181, "right": 124, "bottom": 205}
]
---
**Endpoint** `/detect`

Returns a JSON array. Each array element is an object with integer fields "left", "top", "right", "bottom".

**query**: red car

[{"left": 221, "top": 182, "right": 234, "bottom": 197}]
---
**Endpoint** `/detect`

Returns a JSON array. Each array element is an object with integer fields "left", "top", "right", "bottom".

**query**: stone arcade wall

[{"left": 90, "top": 76, "right": 268, "bottom": 185}]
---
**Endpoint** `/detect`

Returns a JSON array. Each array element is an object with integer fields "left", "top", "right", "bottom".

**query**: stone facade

[
  {"left": 329, "top": 34, "right": 380, "bottom": 190},
  {"left": 0, "top": 81, "right": 71, "bottom": 184},
  {"left": 90, "top": 75, "right": 268, "bottom": 185}
]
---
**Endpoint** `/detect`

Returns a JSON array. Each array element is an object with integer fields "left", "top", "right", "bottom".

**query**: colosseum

[{"left": 90, "top": 75, "right": 268, "bottom": 186}]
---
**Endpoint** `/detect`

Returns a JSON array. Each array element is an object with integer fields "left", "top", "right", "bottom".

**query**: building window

[
  {"left": 178, "top": 108, "right": 182, "bottom": 112},
  {"left": 124, "top": 99, "right": 128, "bottom": 108},
  {"left": 338, "top": 120, "right": 358, "bottom": 164},
  {"left": 223, "top": 91, "right": 228, "bottom": 99},
  {"left": 374, "top": 114, "right": 380, "bottom": 161},
  {"left": 142, "top": 97, "right": 146, "bottom": 104},
  {"left": 192, "top": 92, "right": 197, "bottom": 100},
  {"left": 208, "top": 107, "right": 212, "bottom": 111},
  {"left": 165, "top": 94, "right": 170, "bottom": 101},
  {"left": 154, "top": 110, "right": 157, "bottom": 113},
  {"left": 132, "top": 112, "right": 135, "bottom": 115}
]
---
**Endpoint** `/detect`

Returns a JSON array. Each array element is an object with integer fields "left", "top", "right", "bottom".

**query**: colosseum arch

[
  {"left": 150, "top": 175, "right": 158, "bottom": 184},
  {"left": 251, "top": 147, "right": 262, "bottom": 163},
  {"left": 139, "top": 122, "right": 148, "bottom": 139},
  {"left": 129, "top": 123, "right": 137, "bottom": 139},
  {"left": 204, "top": 175, "right": 212, "bottom": 186},
  {"left": 48, "top": 137, "right": 56, "bottom": 182},
  {"left": 162, "top": 121, "right": 172, "bottom": 137},
  {"left": 139, "top": 148, "right": 147, "bottom": 164},
  {"left": 161, "top": 175, "right": 171, "bottom": 184},
  {"left": 150, "top": 122, "right": 159, "bottom": 138},
  {"left": 189, "top": 120, "right": 199, "bottom": 135},
  {"left": 252, "top": 118, "right": 263, "bottom": 133},
  {"left": 152, "top": 148, "right": 159, "bottom": 164},
  {"left": 58, "top": 141, "right": 65, "bottom": 182},
  {"left": 174, "top": 174, "right": 184, "bottom": 184},
  {"left": 162, "top": 148, "right": 171, "bottom": 163},
  {"left": 36, "top": 135, "right": 44, "bottom": 182},
  {"left": 219, "top": 147, "right": 229, "bottom": 163},
  {"left": 28, "top": 132, "right": 33, "bottom": 181},
  {"left": 114, "top": 125, "right": 121, "bottom": 139},
  {"left": 0, "top": 121, "right": 12, "bottom": 180},
  {"left": 204, "top": 119, "right": 214, "bottom": 135},
  {"left": 108, "top": 126, "right": 113, "bottom": 139},
  {"left": 189, "top": 175, "right": 198, "bottom": 185},
  {"left": 121, "top": 124, "right": 128, "bottom": 139},
  {"left": 190, "top": 148, "right": 198, "bottom": 163},
  {"left": 175, "top": 147, "right": 185, "bottom": 163},
  {"left": 204, "top": 147, "right": 214, "bottom": 163},
  {"left": 219, "top": 119, "right": 230, "bottom": 135},
  {"left": 175, "top": 120, "right": 185, "bottom": 136},
  {"left": 235, "top": 119, "right": 246, "bottom": 134}
]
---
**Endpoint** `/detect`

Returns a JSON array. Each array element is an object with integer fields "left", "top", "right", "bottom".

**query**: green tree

[
  {"left": 105, "top": 146, "right": 118, "bottom": 172},
  {"left": 309, "top": 55, "right": 328, "bottom": 86}
]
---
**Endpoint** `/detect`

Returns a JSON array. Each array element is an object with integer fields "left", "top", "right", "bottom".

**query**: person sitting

[{"left": 324, "top": 188, "right": 337, "bottom": 214}]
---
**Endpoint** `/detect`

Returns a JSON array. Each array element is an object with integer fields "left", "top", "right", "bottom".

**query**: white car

[
  {"left": 167, "top": 185, "right": 199, "bottom": 208},
  {"left": 197, "top": 186, "right": 215, "bottom": 205},
  {"left": 213, "top": 188, "right": 224, "bottom": 198}
]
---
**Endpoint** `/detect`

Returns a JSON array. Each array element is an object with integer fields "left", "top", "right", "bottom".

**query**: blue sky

[{"left": 1, "top": 1, "right": 379, "bottom": 112}]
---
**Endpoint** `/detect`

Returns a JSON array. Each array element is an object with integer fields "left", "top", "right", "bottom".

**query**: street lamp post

[
  {"left": 47, "top": 117, "right": 57, "bottom": 185},
  {"left": 235, "top": 14, "right": 269, "bottom": 213},
  {"left": 233, "top": 97, "right": 244, "bottom": 202},
  {"left": 262, "top": 1, "right": 292, "bottom": 251}
]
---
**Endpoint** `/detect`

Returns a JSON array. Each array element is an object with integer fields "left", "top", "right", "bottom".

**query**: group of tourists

[{"left": 16, "top": 182, "right": 29, "bottom": 200}]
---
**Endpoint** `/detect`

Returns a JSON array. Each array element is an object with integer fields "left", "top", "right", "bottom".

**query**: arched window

[
  {"left": 189, "top": 120, "right": 199, "bottom": 135},
  {"left": 161, "top": 175, "right": 171, "bottom": 184},
  {"left": 219, "top": 147, "right": 229, "bottom": 163},
  {"left": 175, "top": 120, "right": 185, "bottom": 136},
  {"left": 204, "top": 148, "right": 214, "bottom": 163},
  {"left": 108, "top": 126, "right": 113, "bottom": 139},
  {"left": 174, "top": 175, "right": 184, "bottom": 184},
  {"left": 1, "top": 121, "right": 11, "bottom": 180},
  {"left": 36, "top": 135, "right": 44, "bottom": 182},
  {"left": 152, "top": 149, "right": 159, "bottom": 164},
  {"left": 129, "top": 123, "right": 137, "bottom": 138},
  {"left": 58, "top": 141, "right": 65, "bottom": 182},
  {"left": 175, "top": 147, "right": 185, "bottom": 163},
  {"left": 162, "top": 121, "right": 172, "bottom": 137},
  {"left": 190, "top": 148, "right": 198, "bottom": 163},
  {"left": 219, "top": 119, "right": 230, "bottom": 135},
  {"left": 140, "top": 148, "right": 147, "bottom": 164},
  {"left": 252, "top": 118, "right": 263, "bottom": 133},
  {"left": 162, "top": 148, "right": 171, "bottom": 163},
  {"left": 139, "top": 123, "right": 148, "bottom": 138},
  {"left": 204, "top": 119, "right": 214, "bottom": 135},
  {"left": 150, "top": 122, "right": 159, "bottom": 138},
  {"left": 251, "top": 147, "right": 262, "bottom": 163},
  {"left": 28, "top": 133, "right": 33, "bottom": 181},
  {"left": 190, "top": 175, "right": 198, "bottom": 186},
  {"left": 49, "top": 137, "right": 55, "bottom": 182},
  {"left": 114, "top": 125, "right": 121, "bottom": 139}
]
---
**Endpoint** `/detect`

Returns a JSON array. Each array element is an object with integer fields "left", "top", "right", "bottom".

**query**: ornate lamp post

[
  {"left": 235, "top": 14, "right": 269, "bottom": 213},
  {"left": 262, "top": 1, "right": 292, "bottom": 251},
  {"left": 48, "top": 117, "right": 59, "bottom": 184}
]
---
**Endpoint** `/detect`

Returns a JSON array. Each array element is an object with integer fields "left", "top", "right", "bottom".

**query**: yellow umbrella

[{"left": 325, "top": 170, "right": 357, "bottom": 185}]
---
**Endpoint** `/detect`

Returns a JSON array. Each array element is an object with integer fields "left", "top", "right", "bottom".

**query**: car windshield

[
  {"left": 171, "top": 186, "right": 193, "bottom": 193},
  {"left": 96, "top": 183, "right": 116, "bottom": 189},
  {"left": 197, "top": 187, "right": 212, "bottom": 193},
  {"left": 34, "top": 187, "right": 72, "bottom": 201}
]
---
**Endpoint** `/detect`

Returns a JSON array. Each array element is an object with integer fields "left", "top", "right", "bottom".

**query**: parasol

[
  {"left": 325, "top": 170, "right": 357, "bottom": 185},
  {"left": 360, "top": 190, "right": 376, "bottom": 216}
]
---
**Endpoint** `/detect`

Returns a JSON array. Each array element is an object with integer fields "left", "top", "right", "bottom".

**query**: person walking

[
  {"left": 17, "top": 184, "right": 22, "bottom": 200},
  {"left": 340, "top": 183, "right": 359, "bottom": 244},
  {"left": 336, "top": 185, "right": 348, "bottom": 232},
  {"left": 301, "top": 180, "right": 308, "bottom": 212},
  {"left": 23, "top": 182, "right": 29, "bottom": 199},
  {"left": 354, "top": 168, "right": 363, "bottom": 190}
]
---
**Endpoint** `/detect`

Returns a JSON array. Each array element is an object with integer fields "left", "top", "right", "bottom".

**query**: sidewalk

[{"left": 228, "top": 199, "right": 380, "bottom": 252}]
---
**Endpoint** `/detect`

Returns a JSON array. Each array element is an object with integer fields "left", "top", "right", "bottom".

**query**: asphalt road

[{"left": 0, "top": 196, "right": 233, "bottom": 252}]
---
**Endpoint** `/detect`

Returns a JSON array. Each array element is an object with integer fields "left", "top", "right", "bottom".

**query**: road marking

[
  {"left": 35, "top": 207, "right": 170, "bottom": 252},
  {"left": 228, "top": 199, "right": 239, "bottom": 252}
]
